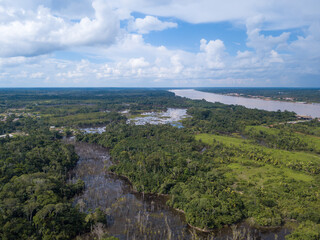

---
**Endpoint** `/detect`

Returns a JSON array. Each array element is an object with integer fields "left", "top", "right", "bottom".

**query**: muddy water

[
  {"left": 68, "top": 140, "right": 291, "bottom": 240},
  {"left": 69, "top": 141, "right": 192, "bottom": 240},
  {"left": 170, "top": 89, "right": 320, "bottom": 118}
]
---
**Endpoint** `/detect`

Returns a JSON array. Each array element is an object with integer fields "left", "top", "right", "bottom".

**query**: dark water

[
  {"left": 68, "top": 141, "right": 190, "bottom": 240},
  {"left": 170, "top": 89, "right": 320, "bottom": 118},
  {"left": 68, "top": 140, "right": 291, "bottom": 240}
]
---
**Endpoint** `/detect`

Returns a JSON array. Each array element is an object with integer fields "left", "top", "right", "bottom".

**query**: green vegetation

[
  {"left": 80, "top": 121, "right": 320, "bottom": 233},
  {"left": 244, "top": 125, "right": 320, "bottom": 153},
  {"left": 196, "top": 133, "right": 247, "bottom": 146},
  {"left": 45, "top": 111, "right": 127, "bottom": 127},
  {"left": 78, "top": 124, "right": 246, "bottom": 230},
  {"left": 196, "top": 133, "right": 320, "bottom": 174},
  {"left": 183, "top": 104, "right": 295, "bottom": 133},
  {"left": 0, "top": 88, "right": 319, "bottom": 239},
  {"left": 287, "top": 221, "right": 320, "bottom": 240},
  {"left": 195, "top": 133, "right": 319, "bottom": 228},
  {"left": 276, "top": 119, "right": 320, "bottom": 137},
  {"left": 0, "top": 128, "right": 88, "bottom": 239}
]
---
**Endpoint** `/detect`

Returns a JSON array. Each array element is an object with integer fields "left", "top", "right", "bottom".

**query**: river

[
  {"left": 67, "top": 140, "right": 291, "bottom": 240},
  {"left": 170, "top": 89, "right": 320, "bottom": 118}
]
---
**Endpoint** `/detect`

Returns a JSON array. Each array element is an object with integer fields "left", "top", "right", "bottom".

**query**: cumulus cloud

[
  {"left": 0, "top": 0, "right": 319, "bottom": 87},
  {"left": 0, "top": 29, "right": 318, "bottom": 87},
  {"left": 128, "top": 15, "right": 177, "bottom": 34},
  {"left": 289, "top": 22, "right": 320, "bottom": 58},
  {"left": 170, "top": 55, "right": 184, "bottom": 74},
  {"left": 246, "top": 16, "right": 290, "bottom": 54},
  {"left": 0, "top": 0, "right": 119, "bottom": 57},
  {"left": 269, "top": 50, "right": 283, "bottom": 63},
  {"left": 198, "top": 39, "right": 226, "bottom": 69},
  {"left": 127, "top": 57, "right": 150, "bottom": 68}
]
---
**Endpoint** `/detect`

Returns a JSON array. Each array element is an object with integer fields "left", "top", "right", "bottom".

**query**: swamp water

[
  {"left": 67, "top": 140, "right": 291, "bottom": 240},
  {"left": 68, "top": 141, "right": 189, "bottom": 240},
  {"left": 80, "top": 108, "right": 189, "bottom": 134},
  {"left": 69, "top": 107, "right": 292, "bottom": 239},
  {"left": 127, "top": 108, "right": 189, "bottom": 127}
]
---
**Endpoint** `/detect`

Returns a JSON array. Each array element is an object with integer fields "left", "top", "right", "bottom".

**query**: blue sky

[
  {"left": 0, "top": 0, "right": 319, "bottom": 87},
  {"left": 143, "top": 20, "right": 248, "bottom": 55}
]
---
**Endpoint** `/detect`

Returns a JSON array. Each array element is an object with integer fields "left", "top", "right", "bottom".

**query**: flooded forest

[{"left": 0, "top": 88, "right": 319, "bottom": 240}]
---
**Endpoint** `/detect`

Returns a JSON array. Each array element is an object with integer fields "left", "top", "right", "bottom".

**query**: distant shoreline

[
  {"left": 195, "top": 90, "right": 320, "bottom": 105},
  {"left": 170, "top": 89, "right": 320, "bottom": 118}
]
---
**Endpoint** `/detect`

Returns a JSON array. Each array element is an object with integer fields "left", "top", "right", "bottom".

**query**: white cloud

[
  {"left": 127, "top": 57, "right": 150, "bottom": 68},
  {"left": 170, "top": 55, "right": 184, "bottom": 74},
  {"left": 0, "top": 57, "right": 28, "bottom": 67},
  {"left": 30, "top": 72, "right": 44, "bottom": 78},
  {"left": 198, "top": 39, "right": 226, "bottom": 69},
  {"left": 0, "top": 0, "right": 319, "bottom": 87},
  {"left": 269, "top": 50, "right": 283, "bottom": 63},
  {"left": 0, "top": 31, "right": 317, "bottom": 87},
  {"left": 289, "top": 22, "right": 320, "bottom": 58},
  {"left": 109, "top": 0, "right": 320, "bottom": 29},
  {"left": 128, "top": 15, "right": 177, "bottom": 34},
  {"left": 0, "top": 0, "right": 119, "bottom": 57},
  {"left": 0, "top": 0, "right": 95, "bottom": 20},
  {"left": 246, "top": 16, "right": 290, "bottom": 54}
]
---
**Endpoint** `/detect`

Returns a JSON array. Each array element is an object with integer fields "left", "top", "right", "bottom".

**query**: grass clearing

[
  {"left": 196, "top": 133, "right": 247, "bottom": 147},
  {"left": 246, "top": 125, "right": 320, "bottom": 153},
  {"left": 197, "top": 133, "right": 320, "bottom": 165},
  {"left": 226, "top": 162, "right": 314, "bottom": 183},
  {"left": 196, "top": 133, "right": 319, "bottom": 179}
]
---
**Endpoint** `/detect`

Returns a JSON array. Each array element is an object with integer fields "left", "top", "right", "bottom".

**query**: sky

[{"left": 0, "top": 0, "right": 319, "bottom": 87}]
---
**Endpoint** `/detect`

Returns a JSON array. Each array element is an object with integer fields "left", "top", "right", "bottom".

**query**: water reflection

[
  {"left": 80, "top": 126, "right": 106, "bottom": 134},
  {"left": 127, "top": 108, "right": 189, "bottom": 127},
  {"left": 68, "top": 141, "right": 291, "bottom": 240},
  {"left": 79, "top": 108, "right": 189, "bottom": 134},
  {"left": 69, "top": 141, "right": 191, "bottom": 240}
]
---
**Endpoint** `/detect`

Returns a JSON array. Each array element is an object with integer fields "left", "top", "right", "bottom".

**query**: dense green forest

[
  {"left": 197, "top": 87, "right": 320, "bottom": 103},
  {"left": 80, "top": 120, "right": 320, "bottom": 238},
  {"left": 0, "top": 88, "right": 319, "bottom": 239},
  {"left": 0, "top": 128, "right": 88, "bottom": 239}
]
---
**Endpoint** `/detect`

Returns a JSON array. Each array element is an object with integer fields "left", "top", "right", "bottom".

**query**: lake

[{"left": 170, "top": 89, "right": 320, "bottom": 118}]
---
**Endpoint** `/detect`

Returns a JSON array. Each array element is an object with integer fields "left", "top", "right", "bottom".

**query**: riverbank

[
  {"left": 69, "top": 141, "right": 194, "bottom": 240},
  {"left": 171, "top": 89, "right": 320, "bottom": 118},
  {"left": 108, "top": 169, "right": 293, "bottom": 236},
  {"left": 69, "top": 139, "right": 294, "bottom": 240},
  {"left": 195, "top": 88, "right": 320, "bottom": 105}
]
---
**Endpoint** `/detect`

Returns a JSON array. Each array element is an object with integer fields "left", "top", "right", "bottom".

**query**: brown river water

[
  {"left": 170, "top": 89, "right": 320, "bottom": 118},
  {"left": 66, "top": 140, "right": 291, "bottom": 240}
]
